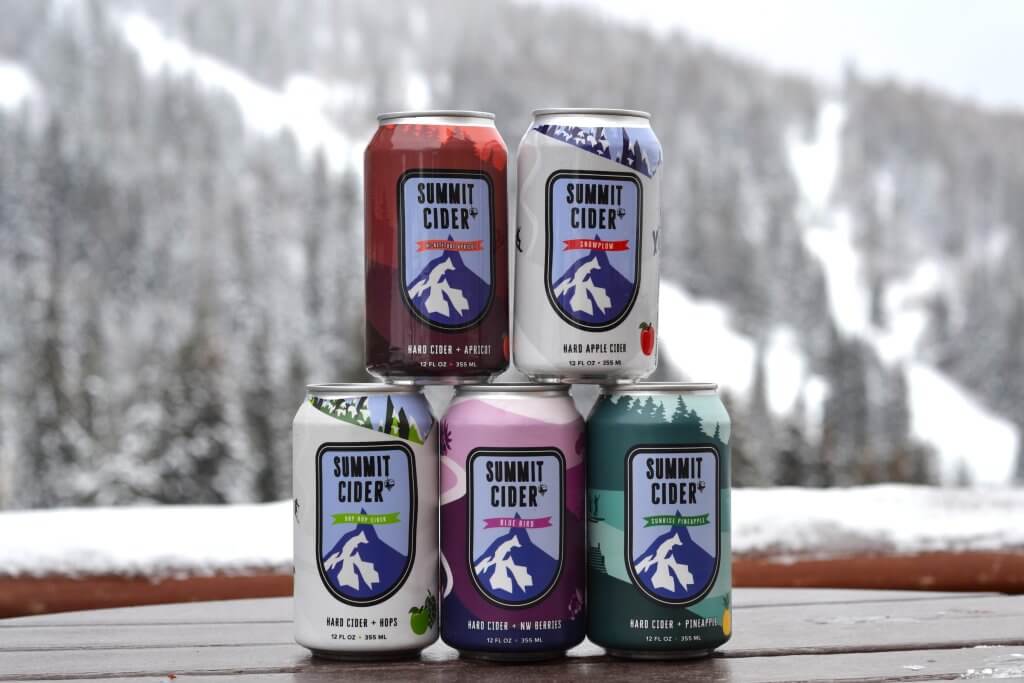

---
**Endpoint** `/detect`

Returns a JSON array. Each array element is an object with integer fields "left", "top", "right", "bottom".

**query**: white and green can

[{"left": 292, "top": 384, "right": 438, "bottom": 659}]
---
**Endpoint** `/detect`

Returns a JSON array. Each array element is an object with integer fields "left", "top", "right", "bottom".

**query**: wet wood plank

[
  {"left": 3, "top": 595, "right": 1021, "bottom": 657},
  {"left": 2, "top": 645, "right": 1024, "bottom": 682},
  {"left": 2, "top": 591, "right": 1021, "bottom": 681}
]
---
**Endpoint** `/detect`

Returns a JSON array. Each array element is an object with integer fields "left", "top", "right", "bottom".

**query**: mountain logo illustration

[
  {"left": 472, "top": 518, "right": 558, "bottom": 605},
  {"left": 551, "top": 241, "right": 633, "bottom": 325},
  {"left": 406, "top": 237, "right": 488, "bottom": 326},
  {"left": 321, "top": 509, "right": 408, "bottom": 600},
  {"left": 631, "top": 519, "right": 716, "bottom": 603}
]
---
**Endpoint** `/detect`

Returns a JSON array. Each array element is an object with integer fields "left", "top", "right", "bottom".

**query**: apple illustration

[{"left": 639, "top": 322, "right": 655, "bottom": 356}]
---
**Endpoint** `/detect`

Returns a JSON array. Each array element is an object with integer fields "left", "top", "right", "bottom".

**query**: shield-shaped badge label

[
  {"left": 545, "top": 171, "right": 642, "bottom": 331},
  {"left": 626, "top": 446, "right": 720, "bottom": 606},
  {"left": 316, "top": 442, "right": 417, "bottom": 606},
  {"left": 468, "top": 448, "right": 564, "bottom": 607},
  {"left": 399, "top": 170, "right": 495, "bottom": 331}
]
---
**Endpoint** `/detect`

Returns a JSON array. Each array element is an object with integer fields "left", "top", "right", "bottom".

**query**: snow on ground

[
  {"left": 2, "top": 487, "right": 1021, "bottom": 576},
  {"left": 735, "top": 484, "right": 1024, "bottom": 557},
  {"left": 0, "top": 501, "right": 291, "bottom": 577},
  {"left": 788, "top": 100, "right": 1020, "bottom": 484},
  {"left": 0, "top": 60, "right": 41, "bottom": 112},
  {"left": 114, "top": 12, "right": 363, "bottom": 174}
]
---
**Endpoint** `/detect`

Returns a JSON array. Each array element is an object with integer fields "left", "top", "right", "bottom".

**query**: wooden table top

[{"left": 2, "top": 589, "right": 1023, "bottom": 681}]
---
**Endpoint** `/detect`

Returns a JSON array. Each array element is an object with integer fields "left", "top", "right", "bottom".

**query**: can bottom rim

[
  {"left": 605, "top": 647, "right": 713, "bottom": 660},
  {"left": 308, "top": 646, "right": 424, "bottom": 661},
  {"left": 457, "top": 648, "right": 566, "bottom": 662}
]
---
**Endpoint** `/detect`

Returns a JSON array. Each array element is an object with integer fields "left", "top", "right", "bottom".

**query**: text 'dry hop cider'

[
  {"left": 293, "top": 384, "right": 438, "bottom": 659},
  {"left": 364, "top": 111, "right": 509, "bottom": 383},
  {"left": 587, "top": 383, "right": 732, "bottom": 659},
  {"left": 439, "top": 384, "right": 586, "bottom": 660},
  {"left": 514, "top": 109, "right": 661, "bottom": 383}
]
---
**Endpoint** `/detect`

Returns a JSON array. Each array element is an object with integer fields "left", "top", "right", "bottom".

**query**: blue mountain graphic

[
  {"left": 552, "top": 238, "right": 633, "bottom": 324},
  {"left": 408, "top": 236, "right": 488, "bottom": 324},
  {"left": 473, "top": 521, "right": 557, "bottom": 600},
  {"left": 633, "top": 514, "right": 715, "bottom": 600},
  {"left": 322, "top": 510, "right": 406, "bottom": 598}
]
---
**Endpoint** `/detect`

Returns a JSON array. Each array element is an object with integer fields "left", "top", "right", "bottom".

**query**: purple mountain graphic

[
  {"left": 632, "top": 513, "right": 715, "bottom": 600},
  {"left": 473, "top": 516, "right": 558, "bottom": 600},
  {"left": 322, "top": 509, "right": 406, "bottom": 598},
  {"left": 551, "top": 237, "right": 633, "bottom": 324},
  {"left": 407, "top": 235, "right": 488, "bottom": 324}
]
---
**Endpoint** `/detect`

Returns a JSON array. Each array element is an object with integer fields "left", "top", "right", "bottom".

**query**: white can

[
  {"left": 293, "top": 383, "right": 438, "bottom": 659},
  {"left": 514, "top": 108, "right": 662, "bottom": 382}
]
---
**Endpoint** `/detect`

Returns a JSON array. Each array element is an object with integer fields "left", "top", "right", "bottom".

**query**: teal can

[{"left": 586, "top": 382, "right": 732, "bottom": 659}]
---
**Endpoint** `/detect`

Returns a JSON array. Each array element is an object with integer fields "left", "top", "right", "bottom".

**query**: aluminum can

[
  {"left": 514, "top": 108, "right": 662, "bottom": 383},
  {"left": 587, "top": 383, "right": 731, "bottom": 659},
  {"left": 439, "top": 384, "right": 586, "bottom": 660},
  {"left": 365, "top": 110, "right": 509, "bottom": 383},
  {"left": 293, "top": 384, "right": 438, "bottom": 659}
]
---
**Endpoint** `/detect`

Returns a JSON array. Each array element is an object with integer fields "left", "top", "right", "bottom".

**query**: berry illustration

[{"left": 639, "top": 322, "right": 655, "bottom": 356}]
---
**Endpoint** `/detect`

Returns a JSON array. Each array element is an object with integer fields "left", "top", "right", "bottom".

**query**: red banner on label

[
  {"left": 483, "top": 516, "right": 553, "bottom": 530},
  {"left": 416, "top": 239, "right": 484, "bottom": 252},
  {"left": 563, "top": 239, "right": 630, "bottom": 252}
]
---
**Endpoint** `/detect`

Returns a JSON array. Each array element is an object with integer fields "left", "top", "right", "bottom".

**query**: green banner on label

[
  {"left": 331, "top": 512, "right": 401, "bottom": 526},
  {"left": 643, "top": 513, "right": 709, "bottom": 528}
]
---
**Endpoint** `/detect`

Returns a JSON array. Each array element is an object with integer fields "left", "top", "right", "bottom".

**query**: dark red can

[{"left": 364, "top": 111, "right": 509, "bottom": 383}]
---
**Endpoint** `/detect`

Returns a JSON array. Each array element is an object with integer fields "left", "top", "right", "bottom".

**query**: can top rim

[
  {"left": 377, "top": 110, "right": 495, "bottom": 122},
  {"left": 306, "top": 383, "right": 421, "bottom": 395},
  {"left": 532, "top": 107, "right": 651, "bottom": 119},
  {"left": 455, "top": 383, "right": 570, "bottom": 394},
  {"left": 602, "top": 382, "right": 719, "bottom": 394}
]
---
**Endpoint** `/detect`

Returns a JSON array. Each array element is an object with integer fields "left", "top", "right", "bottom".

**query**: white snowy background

[
  {"left": 1, "top": 0, "right": 1023, "bottom": 540},
  {"left": 3, "top": 485, "right": 1022, "bottom": 577}
]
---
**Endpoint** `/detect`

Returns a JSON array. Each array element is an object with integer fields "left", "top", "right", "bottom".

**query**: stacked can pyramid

[{"left": 292, "top": 109, "right": 732, "bottom": 662}]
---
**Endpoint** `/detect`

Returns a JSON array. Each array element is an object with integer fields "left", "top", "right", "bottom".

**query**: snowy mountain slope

[
  {"left": 787, "top": 100, "right": 1020, "bottom": 483},
  {"left": 0, "top": 60, "right": 41, "bottom": 113},
  {"left": 659, "top": 282, "right": 825, "bottom": 420},
  {"left": 113, "top": 12, "right": 362, "bottom": 173}
]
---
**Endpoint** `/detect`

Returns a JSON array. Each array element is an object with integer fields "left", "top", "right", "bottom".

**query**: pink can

[{"left": 439, "top": 384, "right": 586, "bottom": 660}]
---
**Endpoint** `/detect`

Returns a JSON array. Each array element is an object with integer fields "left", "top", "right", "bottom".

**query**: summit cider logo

[
  {"left": 316, "top": 442, "right": 417, "bottom": 606},
  {"left": 468, "top": 448, "right": 565, "bottom": 607},
  {"left": 545, "top": 170, "right": 641, "bottom": 331},
  {"left": 398, "top": 170, "right": 494, "bottom": 330},
  {"left": 626, "top": 446, "right": 720, "bottom": 606}
]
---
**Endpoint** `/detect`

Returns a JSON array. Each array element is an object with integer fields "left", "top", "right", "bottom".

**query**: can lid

[
  {"left": 377, "top": 110, "right": 496, "bottom": 122},
  {"left": 306, "top": 383, "right": 421, "bottom": 395},
  {"left": 602, "top": 382, "right": 718, "bottom": 394},
  {"left": 455, "top": 383, "right": 570, "bottom": 395},
  {"left": 532, "top": 107, "right": 651, "bottom": 119}
]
